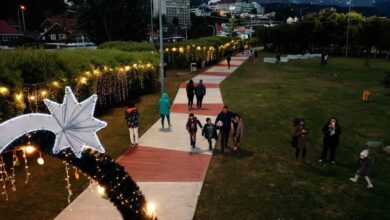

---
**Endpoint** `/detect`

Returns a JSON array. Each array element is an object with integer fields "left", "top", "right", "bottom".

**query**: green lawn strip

[
  {"left": 0, "top": 69, "right": 198, "bottom": 220},
  {"left": 195, "top": 54, "right": 390, "bottom": 219}
]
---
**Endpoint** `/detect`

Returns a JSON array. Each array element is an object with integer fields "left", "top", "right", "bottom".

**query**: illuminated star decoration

[{"left": 44, "top": 87, "right": 107, "bottom": 158}]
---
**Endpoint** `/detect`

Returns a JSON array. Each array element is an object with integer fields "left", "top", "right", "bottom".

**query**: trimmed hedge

[
  {"left": 0, "top": 49, "right": 159, "bottom": 121},
  {"left": 98, "top": 41, "right": 155, "bottom": 52}
]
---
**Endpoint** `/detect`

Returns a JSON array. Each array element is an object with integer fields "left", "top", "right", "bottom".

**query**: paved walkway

[{"left": 55, "top": 54, "right": 247, "bottom": 220}]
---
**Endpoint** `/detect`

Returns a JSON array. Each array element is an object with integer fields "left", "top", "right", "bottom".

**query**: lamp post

[
  {"left": 150, "top": 0, "right": 154, "bottom": 42},
  {"left": 20, "top": 5, "right": 26, "bottom": 32},
  {"left": 159, "top": 0, "right": 164, "bottom": 94},
  {"left": 345, "top": 0, "right": 352, "bottom": 57},
  {"left": 229, "top": 6, "right": 236, "bottom": 37}
]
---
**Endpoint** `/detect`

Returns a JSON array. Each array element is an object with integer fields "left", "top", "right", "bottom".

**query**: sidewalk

[{"left": 55, "top": 54, "right": 247, "bottom": 220}]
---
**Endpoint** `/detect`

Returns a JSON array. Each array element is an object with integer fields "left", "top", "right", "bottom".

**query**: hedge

[
  {"left": 0, "top": 49, "right": 159, "bottom": 121},
  {"left": 98, "top": 41, "right": 155, "bottom": 52}
]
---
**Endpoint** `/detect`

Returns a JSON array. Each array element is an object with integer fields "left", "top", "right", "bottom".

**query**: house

[
  {"left": 39, "top": 17, "right": 77, "bottom": 42},
  {"left": 0, "top": 20, "right": 23, "bottom": 44}
]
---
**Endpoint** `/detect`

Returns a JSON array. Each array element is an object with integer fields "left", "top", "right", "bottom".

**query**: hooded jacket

[{"left": 158, "top": 92, "right": 171, "bottom": 115}]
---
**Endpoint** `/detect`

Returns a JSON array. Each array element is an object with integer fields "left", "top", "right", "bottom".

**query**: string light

[
  {"left": 146, "top": 202, "right": 156, "bottom": 218},
  {"left": 21, "top": 148, "right": 30, "bottom": 184},
  {"left": 63, "top": 162, "right": 73, "bottom": 204},
  {"left": 97, "top": 184, "right": 106, "bottom": 196},
  {"left": 52, "top": 81, "right": 60, "bottom": 87},
  {"left": 0, "top": 156, "right": 9, "bottom": 201},
  {"left": 10, "top": 151, "right": 17, "bottom": 192},
  {"left": 23, "top": 145, "right": 36, "bottom": 154}
]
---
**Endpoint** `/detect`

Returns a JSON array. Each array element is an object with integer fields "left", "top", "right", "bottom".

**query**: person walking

[
  {"left": 319, "top": 117, "right": 341, "bottom": 164},
  {"left": 125, "top": 102, "right": 139, "bottom": 147},
  {"left": 186, "top": 113, "right": 203, "bottom": 148},
  {"left": 350, "top": 149, "right": 374, "bottom": 188},
  {"left": 158, "top": 92, "right": 171, "bottom": 129},
  {"left": 186, "top": 80, "right": 195, "bottom": 110},
  {"left": 293, "top": 117, "right": 309, "bottom": 163},
  {"left": 231, "top": 114, "right": 244, "bottom": 152},
  {"left": 227, "top": 52, "right": 232, "bottom": 69},
  {"left": 215, "top": 106, "right": 234, "bottom": 153},
  {"left": 195, "top": 80, "right": 206, "bottom": 110},
  {"left": 202, "top": 118, "right": 218, "bottom": 150}
]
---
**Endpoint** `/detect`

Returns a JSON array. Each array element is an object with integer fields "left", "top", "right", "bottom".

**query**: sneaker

[
  {"left": 135, "top": 143, "right": 138, "bottom": 147},
  {"left": 350, "top": 178, "right": 357, "bottom": 183}
]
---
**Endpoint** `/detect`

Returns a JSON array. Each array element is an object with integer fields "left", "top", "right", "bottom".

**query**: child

[
  {"left": 186, "top": 113, "right": 202, "bottom": 148},
  {"left": 350, "top": 149, "right": 374, "bottom": 188},
  {"left": 231, "top": 114, "right": 244, "bottom": 151},
  {"left": 202, "top": 118, "right": 218, "bottom": 150},
  {"left": 125, "top": 102, "right": 139, "bottom": 147}
]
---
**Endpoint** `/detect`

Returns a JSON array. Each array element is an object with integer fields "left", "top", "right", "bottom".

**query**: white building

[{"left": 153, "top": 0, "right": 191, "bottom": 25}]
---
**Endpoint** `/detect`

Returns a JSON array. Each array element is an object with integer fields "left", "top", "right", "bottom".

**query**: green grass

[
  {"left": 0, "top": 68, "right": 199, "bottom": 220},
  {"left": 194, "top": 54, "right": 390, "bottom": 219}
]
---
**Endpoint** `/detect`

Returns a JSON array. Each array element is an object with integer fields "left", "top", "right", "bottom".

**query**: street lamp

[
  {"left": 345, "top": 0, "right": 352, "bottom": 57},
  {"left": 20, "top": 5, "right": 26, "bottom": 32},
  {"left": 150, "top": 0, "right": 154, "bottom": 42},
  {"left": 229, "top": 6, "right": 236, "bottom": 37},
  {"left": 158, "top": 0, "right": 164, "bottom": 94}
]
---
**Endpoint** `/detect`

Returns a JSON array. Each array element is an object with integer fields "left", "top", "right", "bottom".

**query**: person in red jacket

[{"left": 186, "top": 113, "right": 203, "bottom": 148}]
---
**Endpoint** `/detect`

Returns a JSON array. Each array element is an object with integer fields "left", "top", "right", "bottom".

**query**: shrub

[{"left": 98, "top": 41, "right": 155, "bottom": 52}]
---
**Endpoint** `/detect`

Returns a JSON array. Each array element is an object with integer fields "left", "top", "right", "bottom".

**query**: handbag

[{"left": 290, "top": 136, "right": 298, "bottom": 148}]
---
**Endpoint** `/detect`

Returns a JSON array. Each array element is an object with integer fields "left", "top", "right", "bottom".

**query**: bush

[
  {"left": 98, "top": 41, "right": 155, "bottom": 52},
  {"left": 383, "top": 72, "right": 390, "bottom": 88},
  {"left": 0, "top": 49, "right": 159, "bottom": 121}
]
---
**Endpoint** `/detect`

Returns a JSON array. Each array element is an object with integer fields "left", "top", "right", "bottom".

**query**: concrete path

[{"left": 55, "top": 54, "right": 247, "bottom": 220}]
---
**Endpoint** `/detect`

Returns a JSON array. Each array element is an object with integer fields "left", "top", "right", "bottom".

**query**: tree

[{"left": 78, "top": 0, "right": 148, "bottom": 44}]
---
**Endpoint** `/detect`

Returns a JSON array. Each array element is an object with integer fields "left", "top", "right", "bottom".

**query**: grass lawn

[
  {"left": 0, "top": 68, "right": 199, "bottom": 220},
  {"left": 194, "top": 54, "right": 390, "bottom": 219}
]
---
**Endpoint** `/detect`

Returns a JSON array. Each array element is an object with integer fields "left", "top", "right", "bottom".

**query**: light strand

[
  {"left": 63, "top": 161, "right": 73, "bottom": 204},
  {"left": 0, "top": 155, "right": 9, "bottom": 200},
  {"left": 22, "top": 149, "right": 31, "bottom": 184}
]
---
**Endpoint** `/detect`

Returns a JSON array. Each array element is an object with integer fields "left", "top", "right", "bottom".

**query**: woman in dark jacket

[
  {"left": 195, "top": 80, "right": 206, "bottom": 110},
  {"left": 319, "top": 117, "right": 341, "bottom": 164},
  {"left": 186, "top": 80, "right": 195, "bottom": 110},
  {"left": 125, "top": 102, "right": 139, "bottom": 147},
  {"left": 293, "top": 117, "right": 309, "bottom": 163}
]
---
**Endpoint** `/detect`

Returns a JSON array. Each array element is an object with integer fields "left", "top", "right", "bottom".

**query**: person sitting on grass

[
  {"left": 202, "top": 118, "right": 218, "bottom": 151},
  {"left": 186, "top": 113, "right": 203, "bottom": 148},
  {"left": 231, "top": 114, "right": 244, "bottom": 152},
  {"left": 350, "top": 149, "right": 374, "bottom": 188}
]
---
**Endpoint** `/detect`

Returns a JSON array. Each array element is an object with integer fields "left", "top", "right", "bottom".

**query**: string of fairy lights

[{"left": 164, "top": 40, "right": 240, "bottom": 67}]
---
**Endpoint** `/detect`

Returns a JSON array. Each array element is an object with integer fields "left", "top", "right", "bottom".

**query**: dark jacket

[
  {"left": 357, "top": 156, "right": 373, "bottom": 176},
  {"left": 125, "top": 108, "right": 139, "bottom": 128},
  {"left": 293, "top": 124, "right": 309, "bottom": 149},
  {"left": 322, "top": 124, "right": 341, "bottom": 146},
  {"left": 202, "top": 123, "right": 218, "bottom": 139},
  {"left": 215, "top": 111, "right": 234, "bottom": 132},
  {"left": 186, "top": 83, "right": 195, "bottom": 96},
  {"left": 186, "top": 117, "right": 202, "bottom": 132},
  {"left": 195, "top": 83, "right": 206, "bottom": 96}
]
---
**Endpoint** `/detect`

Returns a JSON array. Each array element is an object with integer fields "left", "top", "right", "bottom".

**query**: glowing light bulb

[
  {"left": 97, "top": 185, "right": 106, "bottom": 196},
  {"left": 41, "top": 90, "right": 48, "bottom": 97},
  {"left": 24, "top": 145, "right": 36, "bottom": 154},
  {"left": 15, "top": 93, "right": 23, "bottom": 101},
  {"left": 29, "top": 95, "right": 36, "bottom": 101},
  {"left": 0, "top": 86, "right": 9, "bottom": 96},
  {"left": 146, "top": 202, "right": 156, "bottom": 216},
  {"left": 52, "top": 81, "right": 60, "bottom": 87},
  {"left": 37, "top": 157, "right": 44, "bottom": 165},
  {"left": 80, "top": 77, "right": 88, "bottom": 85}
]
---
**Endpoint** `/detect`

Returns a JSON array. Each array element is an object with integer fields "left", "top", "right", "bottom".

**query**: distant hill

[{"left": 374, "top": 0, "right": 390, "bottom": 16}]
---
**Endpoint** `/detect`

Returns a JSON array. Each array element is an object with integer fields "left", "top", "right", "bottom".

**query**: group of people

[
  {"left": 292, "top": 117, "right": 374, "bottom": 188},
  {"left": 186, "top": 106, "right": 244, "bottom": 153},
  {"left": 186, "top": 79, "right": 206, "bottom": 110}
]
